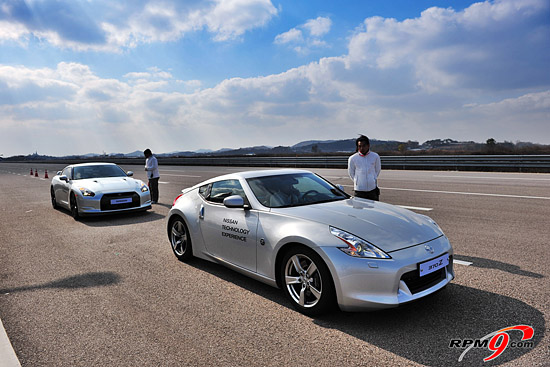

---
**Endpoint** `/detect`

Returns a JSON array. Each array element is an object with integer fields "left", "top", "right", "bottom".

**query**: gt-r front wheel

[
  {"left": 70, "top": 192, "right": 80, "bottom": 220},
  {"left": 50, "top": 187, "right": 57, "bottom": 209},
  {"left": 169, "top": 216, "right": 193, "bottom": 261},
  {"left": 280, "top": 246, "right": 335, "bottom": 316}
]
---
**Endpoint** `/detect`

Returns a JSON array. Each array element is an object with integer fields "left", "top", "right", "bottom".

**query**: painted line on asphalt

[
  {"left": 434, "top": 174, "right": 550, "bottom": 181},
  {"left": 159, "top": 182, "right": 170, "bottom": 184},
  {"left": 453, "top": 260, "right": 473, "bottom": 266},
  {"left": 397, "top": 205, "right": 433, "bottom": 211},
  {"left": 323, "top": 176, "right": 348, "bottom": 179},
  {"left": 0, "top": 318, "right": 21, "bottom": 367},
  {"left": 342, "top": 183, "right": 550, "bottom": 200},
  {"left": 160, "top": 174, "right": 202, "bottom": 178},
  {"left": 382, "top": 187, "right": 550, "bottom": 200}
]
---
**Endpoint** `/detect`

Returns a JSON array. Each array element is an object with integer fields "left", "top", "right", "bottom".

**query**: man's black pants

[
  {"left": 149, "top": 177, "right": 159, "bottom": 203},
  {"left": 354, "top": 187, "right": 380, "bottom": 201}
]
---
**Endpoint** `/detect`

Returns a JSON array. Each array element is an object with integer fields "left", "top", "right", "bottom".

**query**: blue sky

[{"left": 0, "top": 0, "right": 549, "bottom": 156}]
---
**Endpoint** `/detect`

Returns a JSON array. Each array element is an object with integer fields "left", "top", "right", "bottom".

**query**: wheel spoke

[
  {"left": 306, "top": 262, "right": 317, "bottom": 277},
  {"left": 309, "top": 285, "right": 322, "bottom": 301},
  {"left": 299, "top": 286, "right": 306, "bottom": 306},
  {"left": 285, "top": 275, "right": 301, "bottom": 285},
  {"left": 291, "top": 255, "right": 304, "bottom": 273}
]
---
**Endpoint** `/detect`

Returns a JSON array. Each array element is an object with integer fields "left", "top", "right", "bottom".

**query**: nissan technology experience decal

[{"left": 221, "top": 218, "right": 249, "bottom": 242}]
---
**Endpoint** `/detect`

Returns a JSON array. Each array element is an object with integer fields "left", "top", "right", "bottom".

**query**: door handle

[{"left": 199, "top": 205, "right": 204, "bottom": 219}]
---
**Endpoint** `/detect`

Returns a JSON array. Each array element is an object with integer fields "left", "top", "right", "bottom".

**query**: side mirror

[
  {"left": 337, "top": 184, "right": 345, "bottom": 192},
  {"left": 223, "top": 195, "right": 244, "bottom": 208},
  {"left": 59, "top": 175, "right": 69, "bottom": 182},
  {"left": 127, "top": 171, "right": 134, "bottom": 177}
]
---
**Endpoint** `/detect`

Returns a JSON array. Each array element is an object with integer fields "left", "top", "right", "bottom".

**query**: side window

[
  {"left": 198, "top": 184, "right": 211, "bottom": 199},
  {"left": 207, "top": 179, "right": 247, "bottom": 204},
  {"left": 62, "top": 167, "right": 72, "bottom": 179}
]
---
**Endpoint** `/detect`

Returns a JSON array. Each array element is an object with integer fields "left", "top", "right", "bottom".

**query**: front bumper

[
  {"left": 317, "top": 235, "right": 454, "bottom": 312},
  {"left": 76, "top": 191, "right": 152, "bottom": 215}
]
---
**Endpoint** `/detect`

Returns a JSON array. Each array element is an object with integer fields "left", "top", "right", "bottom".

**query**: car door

[
  {"left": 55, "top": 166, "right": 72, "bottom": 207},
  {"left": 199, "top": 179, "right": 259, "bottom": 272}
]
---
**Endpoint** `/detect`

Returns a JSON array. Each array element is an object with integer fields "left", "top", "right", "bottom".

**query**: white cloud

[
  {"left": 303, "top": 16, "right": 332, "bottom": 37},
  {"left": 1, "top": 0, "right": 549, "bottom": 156},
  {"left": 274, "top": 16, "right": 332, "bottom": 53},
  {"left": 0, "top": 0, "right": 279, "bottom": 51},
  {"left": 0, "top": 20, "right": 28, "bottom": 41},
  {"left": 205, "top": 0, "right": 278, "bottom": 41},
  {"left": 274, "top": 28, "right": 303, "bottom": 44}
]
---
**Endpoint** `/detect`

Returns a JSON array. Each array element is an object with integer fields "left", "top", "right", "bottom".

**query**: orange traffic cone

[
  {"left": 30, "top": 168, "right": 33, "bottom": 175},
  {"left": 35, "top": 169, "right": 38, "bottom": 177},
  {"left": 44, "top": 170, "right": 49, "bottom": 179}
]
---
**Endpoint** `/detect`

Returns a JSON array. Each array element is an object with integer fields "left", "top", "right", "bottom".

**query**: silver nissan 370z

[{"left": 167, "top": 169, "right": 454, "bottom": 315}]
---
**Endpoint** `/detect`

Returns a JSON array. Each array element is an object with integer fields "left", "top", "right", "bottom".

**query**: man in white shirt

[
  {"left": 144, "top": 148, "right": 160, "bottom": 204},
  {"left": 348, "top": 135, "right": 381, "bottom": 201}
]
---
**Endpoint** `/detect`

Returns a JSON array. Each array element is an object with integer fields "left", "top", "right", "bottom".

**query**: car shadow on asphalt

[
  {"left": 64, "top": 210, "right": 165, "bottom": 227},
  {"left": 183, "top": 258, "right": 545, "bottom": 367},
  {"left": 312, "top": 284, "right": 545, "bottom": 367},
  {"left": 0, "top": 272, "right": 121, "bottom": 294},
  {"left": 182, "top": 257, "right": 289, "bottom": 307},
  {"left": 454, "top": 254, "right": 544, "bottom": 279}
]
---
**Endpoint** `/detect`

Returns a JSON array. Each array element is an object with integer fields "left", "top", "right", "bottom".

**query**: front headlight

[
  {"left": 140, "top": 183, "right": 149, "bottom": 192},
  {"left": 78, "top": 187, "right": 95, "bottom": 197},
  {"left": 330, "top": 226, "right": 391, "bottom": 259}
]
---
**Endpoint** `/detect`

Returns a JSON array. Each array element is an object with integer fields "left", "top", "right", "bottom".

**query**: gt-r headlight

[
  {"left": 140, "top": 183, "right": 149, "bottom": 192},
  {"left": 79, "top": 187, "right": 95, "bottom": 197},
  {"left": 330, "top": 226, "right": 391, "bottom": 259}
]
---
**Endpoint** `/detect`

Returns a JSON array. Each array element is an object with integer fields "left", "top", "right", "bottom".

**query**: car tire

[
  {"left": 169, "top": 216, "right": 193, "bottom": 261},
  {"left": 50, "top": 187, "right": 58, "bottom": 209},
  {"left": 280, "top": 246, "right": 335, "bottom": 316},
  {"left": 70, "top": 192, "right": 80, "bottom": 220}
]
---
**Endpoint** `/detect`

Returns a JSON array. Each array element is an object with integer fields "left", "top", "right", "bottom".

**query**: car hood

[
  {"left": 73, "top": 177, "right": 142, "bottom": 193},
  {"left": 272, "top": 198, "right": 443, "bottom": 252}
]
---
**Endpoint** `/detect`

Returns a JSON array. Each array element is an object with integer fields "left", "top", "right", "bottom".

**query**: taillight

[{"left": 172, "top": 194, "right": 184, "bottom": 207}]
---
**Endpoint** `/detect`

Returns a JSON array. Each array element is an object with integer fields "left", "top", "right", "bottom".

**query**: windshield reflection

[
  {"left": 247, "top": 173, "right": 348, "bottom": 208},
  {"left": 73, "top": 165, "right": 127, "bottom": 180}
]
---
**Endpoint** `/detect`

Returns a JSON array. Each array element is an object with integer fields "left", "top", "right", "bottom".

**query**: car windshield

[
  {"left": 246, "top": 173, "right": 348, "bottom": 208},
  {"left": 73, "top": 165, "right": 127, "bottom": 180}
]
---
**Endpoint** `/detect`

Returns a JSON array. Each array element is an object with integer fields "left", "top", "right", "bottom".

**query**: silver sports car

[
  {"left": 51, "top": 162, "right": 151, "bottom": 219},
  {"left": 167, "top": 169, "right": 454, "bottom": 315}
]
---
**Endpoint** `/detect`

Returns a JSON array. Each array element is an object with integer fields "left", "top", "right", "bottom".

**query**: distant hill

[{"left": 2, "top": 138, "right": 549, "bottom": 161}]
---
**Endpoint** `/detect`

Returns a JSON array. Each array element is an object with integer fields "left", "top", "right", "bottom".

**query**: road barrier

[{"left": 4, "top": 155, "right": 550, "bottom": 172}]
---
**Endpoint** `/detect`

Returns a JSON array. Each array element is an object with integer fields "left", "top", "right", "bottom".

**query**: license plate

[
  {"left": 110, "top": 198, "right": 132, "bottom": 205},
  {"left": 419, "top": 253, "right": 449, "bottom": 277}
]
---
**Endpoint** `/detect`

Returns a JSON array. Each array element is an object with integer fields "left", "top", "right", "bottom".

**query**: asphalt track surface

[{"left": 0, "top": 162, "right": 548, "bottom": 367}]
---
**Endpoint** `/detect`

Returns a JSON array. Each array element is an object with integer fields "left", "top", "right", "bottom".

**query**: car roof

[
  {"left": 69, "top": 162, "right": 118, "bottom": 168},
  {"left": 200, "top": 169, "right": 313, "bottom": 185}
]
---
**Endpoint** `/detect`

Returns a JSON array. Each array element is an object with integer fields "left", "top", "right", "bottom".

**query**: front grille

[
  {"left": 401, "top": 267, "right": 446, "bottom": 294},
  {"left": 100, "top": 192, "right": 140, "bottom": 211}
]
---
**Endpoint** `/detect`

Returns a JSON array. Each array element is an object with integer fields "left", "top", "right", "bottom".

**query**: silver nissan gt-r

[
  {"left": 167, "top": 169, "right": 454, "bottom": 315},
  {"left": 51, "top": 162, "right": 151, "bottom": 219}
]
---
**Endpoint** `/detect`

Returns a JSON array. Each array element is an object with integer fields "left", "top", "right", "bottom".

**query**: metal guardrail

[
  {"left": 3, "top": 155, "right": 550, "bottom": 172},
  {"left": 155, "top": 155, "right": 550, "bottom": 172}
]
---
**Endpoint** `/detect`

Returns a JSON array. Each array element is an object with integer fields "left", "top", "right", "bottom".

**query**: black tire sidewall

[
  {"left": 70, "top": 193, "right": 79, "bottom": 219},
  {"left": 50, "top": 187, "right": 57, "bottom": 209}
]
